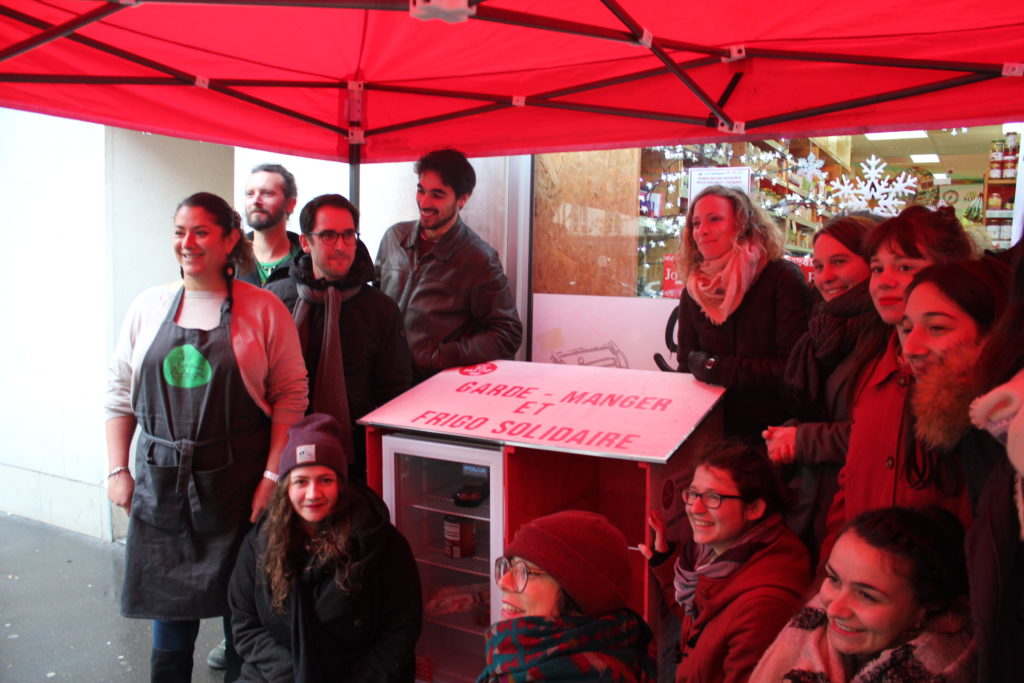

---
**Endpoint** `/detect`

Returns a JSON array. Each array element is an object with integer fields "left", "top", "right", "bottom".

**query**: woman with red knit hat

[{"left": 478, "top": 510, "right": 653, "bottom": 682}]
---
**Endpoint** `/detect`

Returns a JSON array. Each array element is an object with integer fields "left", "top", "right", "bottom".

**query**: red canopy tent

[{"left": 3, "top": 0, "right": 1023, "bottom": 180}]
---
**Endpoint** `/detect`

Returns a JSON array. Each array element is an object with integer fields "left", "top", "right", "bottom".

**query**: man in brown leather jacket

[{"left": 376, "top": 149, "right": 522, "bottom": 382}]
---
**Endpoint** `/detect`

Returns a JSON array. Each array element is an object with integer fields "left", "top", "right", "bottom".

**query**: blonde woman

[{"left": 677, "top": 185, "right": 812, "bottom": 436}]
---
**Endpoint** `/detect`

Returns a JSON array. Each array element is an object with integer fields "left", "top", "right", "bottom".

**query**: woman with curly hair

[
  {"left": 677, "top": 185, "right": 812, "bottom": 437},
  {"left": 752, "top": 506, "right": 973, "bottom": 682},
  {"left": 229, "top": 413, "right": 421, "bottom": 682}
]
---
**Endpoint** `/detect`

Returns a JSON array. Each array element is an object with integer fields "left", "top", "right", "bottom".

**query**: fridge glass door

[{"left": 383, "top": 435, "right": 504, "bottom": 683}]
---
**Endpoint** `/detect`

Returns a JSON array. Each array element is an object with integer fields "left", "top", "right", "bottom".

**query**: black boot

[{"left": 151, "top": 647, "right": 193, "bottom": 683}]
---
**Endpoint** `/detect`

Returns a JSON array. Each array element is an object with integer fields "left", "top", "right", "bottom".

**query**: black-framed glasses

[
  {"left": 494, "top": 556, "right": 547, "bottom": 593},
  {"left": 309, "top": 229, "right": 358, "bottom": 245},
  {"left": 682, "top": 488, "right": 745, "bottom": 509}
]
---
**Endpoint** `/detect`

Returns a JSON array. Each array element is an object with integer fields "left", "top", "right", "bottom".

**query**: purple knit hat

[
  {"left": 277, "top": 413, "right": 347, "bottom": 480},
  {"left": 505, "top": 510, "right": 631, "bottom": 615}
]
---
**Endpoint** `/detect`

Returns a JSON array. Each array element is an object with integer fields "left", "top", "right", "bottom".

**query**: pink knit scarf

[{"left": 686, "top": 242, "right": 767, "bottom": 325}]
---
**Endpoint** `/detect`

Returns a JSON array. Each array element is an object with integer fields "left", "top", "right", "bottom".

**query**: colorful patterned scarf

[{"left": 477, "top": 608, "right": 652, "bottom": 682}]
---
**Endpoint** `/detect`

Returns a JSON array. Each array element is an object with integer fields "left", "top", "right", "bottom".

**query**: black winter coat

[
  {"left": 267, "top": 243, "right": 413, "bottom": 468},
  {"left": 677, "top": 258, "right": 812, "bottom": 437},
  {"left": 963, "top": 438, "right": 1024, "bottom": 683},
  {"left": 779, "top": 283, "right": 887, "bottom": 556},
  {"left": 229, "top": 485, "right": 422, "bottom": 683}
]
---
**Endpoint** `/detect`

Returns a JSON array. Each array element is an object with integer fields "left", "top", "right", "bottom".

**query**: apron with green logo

[{"left": 122, "top": 284, "right": 269, "bottom": 619}]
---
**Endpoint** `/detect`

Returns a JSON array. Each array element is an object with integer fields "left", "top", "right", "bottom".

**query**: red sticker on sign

[{"left": 459, "top": 362, "right": 498, "bottom": 376}]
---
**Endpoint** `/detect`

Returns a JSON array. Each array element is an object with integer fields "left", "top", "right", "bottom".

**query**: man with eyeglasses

[
  {"left": 238, "top": 163, "right": 303, "bottom": 287},
  {"left": 376, "top": 148, "right": 522, "bottom": 382},
  {"left": 267, "top": 194, "right": 412, "bottom": 483}
]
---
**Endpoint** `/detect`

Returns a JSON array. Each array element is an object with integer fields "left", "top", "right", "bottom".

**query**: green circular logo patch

[{"left": 163, "top": 344, "right": 213, "bottom": 389}]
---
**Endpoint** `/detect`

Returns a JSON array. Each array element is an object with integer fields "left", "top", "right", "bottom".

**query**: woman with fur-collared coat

[{"left": 676, "top": 185, "right": 812, "bottom": 438}]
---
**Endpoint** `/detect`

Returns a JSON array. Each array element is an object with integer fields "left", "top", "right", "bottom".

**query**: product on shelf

[
  {"left": 443, "top": 514, "right": 477, "bottom": 559},
  {"left": 425, "top": 582, "right": 490, "bottom": 617},
  {"left": 990, "top": 139, "right": 1006, "bottom": 179}
]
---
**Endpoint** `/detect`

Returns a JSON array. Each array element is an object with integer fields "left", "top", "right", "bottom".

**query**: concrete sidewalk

[{"left": 0, "top": 512, "right": 224, "bottom": 682}]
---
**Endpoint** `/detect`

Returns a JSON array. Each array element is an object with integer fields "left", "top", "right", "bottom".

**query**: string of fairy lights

[{"left": 635, "top": 142, "right": 918, "bottom": 296}]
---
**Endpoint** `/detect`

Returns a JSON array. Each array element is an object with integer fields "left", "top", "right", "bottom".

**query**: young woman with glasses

[
  {"left": 641, "top": 441, "right": 810, "bottom": 683},
  {"left": 479, "top": 510, "right": 653, "bottom": 682}
]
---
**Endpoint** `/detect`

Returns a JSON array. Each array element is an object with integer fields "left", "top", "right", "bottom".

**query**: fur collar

[{"left": 912, "top": 344, "right": 983, "bottom": 451}]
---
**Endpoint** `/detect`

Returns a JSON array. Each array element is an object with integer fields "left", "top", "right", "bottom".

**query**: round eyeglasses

[
  {"left": 494, "top": 556, "right": 547, "bottom": 593},
  {"left": 309, "top": 228, "right": 358, "bottom": 245},
  {"left": 682, "top": 488, "right": 745, "bottom": 509}
]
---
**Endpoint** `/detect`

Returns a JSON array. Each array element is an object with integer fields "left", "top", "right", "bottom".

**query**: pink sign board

[{"left": 359, "top": 360, "right": 724, "bottom": 463}]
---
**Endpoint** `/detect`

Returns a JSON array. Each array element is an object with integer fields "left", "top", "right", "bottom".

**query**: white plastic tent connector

[
  {"left": 194, "top": 76, "right": 209, "bottom": 89},
  {"left": 722, "top": 46, "right": 746, "bottom": 63},
  {"left": 1003, "top": 63, "right": 1023, "bottom": 77},
  {"left": 512, "top": 96, "right": 526, "bottom": 107},
  {"left": 718, "top": 119, "right": 745, "bottom": 134},
  {"left": 409, "top": 0, "right": 476, "bottom": 24},
  {"left": 348, "top": 127, "right": 365, "bottom": 144},
  {"left": 347, "top": 81, "right": 364, "bottom": 124},
  {"left": 637, "top": 28, "right": 653, "bottom": 48}
]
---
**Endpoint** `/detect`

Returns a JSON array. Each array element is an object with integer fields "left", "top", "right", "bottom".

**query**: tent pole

[
  {"left": 747, "top": 72, "right": 998, "bottom": 129},
  {"left": 0, "top": 3, "right": 125, "bottom": 63},
  {"left": 0, "top": 5, "right": 348, "bottom": 135},
  {"left": 349, "top": 142, "right": 361, "bottom": 206},
  {"left": 595, "top": 0, "right": 732, "bottom": 126}
]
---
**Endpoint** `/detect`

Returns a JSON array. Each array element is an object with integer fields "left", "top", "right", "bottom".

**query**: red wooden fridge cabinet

[{"left": 361, "top": 361, "right": 724, "bottom": 682}]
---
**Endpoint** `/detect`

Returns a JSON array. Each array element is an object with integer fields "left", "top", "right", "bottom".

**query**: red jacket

[
  {"left": 655, "top": 516, "right": 810, "bottom": 683},
  {"left": 820, "top": 334, "right": 972, "bottom": 566}
]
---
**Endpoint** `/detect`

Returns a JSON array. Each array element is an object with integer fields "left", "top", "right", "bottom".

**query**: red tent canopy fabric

[{"left": 2, "top": 0, "right": 1023, "bottom": 162}]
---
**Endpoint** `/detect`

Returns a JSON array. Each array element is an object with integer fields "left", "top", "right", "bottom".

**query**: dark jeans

[{"left": 152, "top": 617, "right": 241, "bottom": 680}]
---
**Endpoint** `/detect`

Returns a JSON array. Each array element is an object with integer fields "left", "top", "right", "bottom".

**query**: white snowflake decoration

[
  {"left": 828, "top": 155, "right": 917, "bottom": 216},
  {"left": 794, "top": 152, "right": 826, "bottom": 183}
]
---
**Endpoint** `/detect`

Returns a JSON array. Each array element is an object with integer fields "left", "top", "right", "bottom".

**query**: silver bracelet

[
  {"left": 106, "top": 466, "right": 130, "bottom": 479},
  {"left": 263, "top": 470, "right": 279, "bottom": 483}
]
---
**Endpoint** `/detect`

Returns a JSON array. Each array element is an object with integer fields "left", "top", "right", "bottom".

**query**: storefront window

[{"left": 532, "top": 127, "right": 1022, "bottom": 301}]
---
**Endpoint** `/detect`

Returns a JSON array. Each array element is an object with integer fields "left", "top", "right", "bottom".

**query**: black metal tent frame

[{"left": 0, "top": 0, "right": 1011, "bottom": 202}]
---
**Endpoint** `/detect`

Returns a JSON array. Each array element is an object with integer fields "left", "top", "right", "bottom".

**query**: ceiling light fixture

[
  {"left": 910, "top": 154, "right": 940, "bottom": 163},
  {"left": 865, "top": 130, "right": 929, "bottom": 140}
]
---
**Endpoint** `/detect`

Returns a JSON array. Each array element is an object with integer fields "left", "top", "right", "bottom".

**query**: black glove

[{"left": 687, "top": 350, "right": 719, "bottom": 383}]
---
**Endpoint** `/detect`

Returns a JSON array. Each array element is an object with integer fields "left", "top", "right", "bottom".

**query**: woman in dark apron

[{"left": 105, "top": 192, "right": 308, "bottom": 682}]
